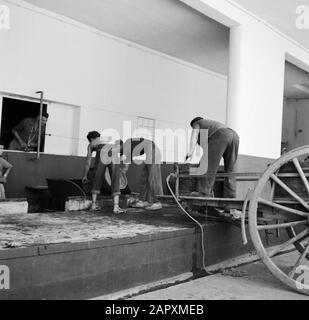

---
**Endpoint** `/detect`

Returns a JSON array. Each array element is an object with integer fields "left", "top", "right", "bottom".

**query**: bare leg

[
  {"left": 0, "top": 184, "right": 5, "bottom": 199},
  {"left": 91, "top": 193, "right": 100, "bottom": 210},
  {"left": 113, "top": 194, "right": 126, "bottom": 214},
  {"left": 109, "top": 164, "right": 126, "bottom": 214},
  {"left": 114, "top": 194, "right": 120, "bottom": 211}
]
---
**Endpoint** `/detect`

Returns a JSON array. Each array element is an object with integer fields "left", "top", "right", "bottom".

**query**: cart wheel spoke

[
  {"left": 269, "top": 170, "right": 280, "bottom": 200},
  {"left": 293, "top": 158, "right": 309, "bottom": 196},
  {"left": 267, "top": 228, "right": 309, "bottom": 258},
  {"left": 249, "top": 147, "right": 309, "bottom": 295},
  {"left": 270, "top": 173, "right": 309, "bottom": 211},
  {"left": 257, "top": 220, "right": 308, "bottom": 231},
  {"left": 286, "top": 226, "right": 309, "bottom": 264},
  {"left": 288, "top": 241, "right": 309, "bottom": 279},
  {"left": 258, "top": 198, "right": 309, "bottom": 218}
]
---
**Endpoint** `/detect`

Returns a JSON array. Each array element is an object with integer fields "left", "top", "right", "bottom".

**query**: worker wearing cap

[
  {"left": 186, "top": 117, "right": 239, "bottom": 199},
  {"left": 82, "top": 131, "right": 125, "bottom": 214}
]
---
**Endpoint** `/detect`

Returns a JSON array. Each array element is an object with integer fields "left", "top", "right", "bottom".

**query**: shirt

[
  {"left": 91, "top": 143, "right": 120, "bottom": 168},
  {"left": 92, "top": 143, "right": 105, "bottom": 169},
  {"left": 10, "top": 118, "right": 46, "bottom": 150},
  {"left": 123, "top": 138, "right": 161, "bottom": 164},
  {"left": 196, "top": 119, "right": 228, "bottom": 139}
]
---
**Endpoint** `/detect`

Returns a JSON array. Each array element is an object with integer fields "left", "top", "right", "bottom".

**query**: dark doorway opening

[{"left": 0, "top": 97, "right": 48, "bottom": 151}]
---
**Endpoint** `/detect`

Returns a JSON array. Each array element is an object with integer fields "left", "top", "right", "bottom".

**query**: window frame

[{"left": 0, "top": 93, "right": 49, "bottom": 153}]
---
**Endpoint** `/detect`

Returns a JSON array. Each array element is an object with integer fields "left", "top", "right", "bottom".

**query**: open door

[
  {"left": 282, "top": 62, "right": 309, "bottom": 153},
  {"left": 0, "top": 97, "right": 48, "bottom": 151}
]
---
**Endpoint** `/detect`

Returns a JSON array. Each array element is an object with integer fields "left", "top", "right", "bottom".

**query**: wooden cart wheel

[
  {"left": 248, "top": 146, "right": 309, "bottom": 295},
  {"left": 286, "top": 226, "right": 309, "bottom": 262}
]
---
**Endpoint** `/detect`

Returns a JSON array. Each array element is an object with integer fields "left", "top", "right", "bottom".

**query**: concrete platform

[
  {"left": 0, "top": 198, "right": 28, "bottom": 214},
  {"left": 0, "top": 205, "right": 286, "bottom": 300}
]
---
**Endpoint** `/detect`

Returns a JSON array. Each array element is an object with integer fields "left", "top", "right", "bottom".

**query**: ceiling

[
  {"left": 233, "top": 0, "right": 309, "bottom": 50},
  {"left": 23, "top": 0, "right": 230, "bottom": 75},
  {"left": 285, "top": 62, "right": 309, "bottom": 99}
]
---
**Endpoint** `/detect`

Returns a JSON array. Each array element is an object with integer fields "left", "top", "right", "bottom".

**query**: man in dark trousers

[
  {"left": 122, "top": 137, "right": 163, "bottom": 211},
  {"left": 82, "top": 131, "right": 125, "bottom": 214},
  {"left": 186, "top": 117, "right": 239, "bottom": 199}
]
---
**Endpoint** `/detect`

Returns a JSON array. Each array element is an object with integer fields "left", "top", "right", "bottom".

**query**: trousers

[
  {"left": 140, "top": 164, "right": 163, "bottom": 203},
  {"left": 197, "top": 128, "right": 239, "bottom": 198},
  {"left": 92, "top": 162, "right": 120, "bottom": 196}
]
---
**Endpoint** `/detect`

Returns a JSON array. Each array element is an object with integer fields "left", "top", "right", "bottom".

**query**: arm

[
  {"left": 82, "top": 144, "right": 93, "bottom": 183},
  {"left": 12, "top": 119, "right": 29, "bottom": 150},
  {"left": 0, "top": 160, "right": 13, "bottom": 183},
  {"left": 12, "top": 130, "right": 27, "bottom": 150},
  {"left": 186, "top": 124, "right": 200, "bottom": 161}
]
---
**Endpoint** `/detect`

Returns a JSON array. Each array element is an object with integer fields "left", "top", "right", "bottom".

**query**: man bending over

[{"left": 82, "top": 131, "right": 125, "bottom": 214}]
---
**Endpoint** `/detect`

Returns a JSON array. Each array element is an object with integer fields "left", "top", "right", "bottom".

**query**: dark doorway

[{"left": 0, "top": 97, "right": 48, "bottom": 151}]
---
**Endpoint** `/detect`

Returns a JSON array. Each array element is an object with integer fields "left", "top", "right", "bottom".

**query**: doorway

[
  {"left": 282, "top": 62, "right": 309, "bottom": 153},
  {"left": 0, "top": 97, "right": 48, "bottom": 151}
]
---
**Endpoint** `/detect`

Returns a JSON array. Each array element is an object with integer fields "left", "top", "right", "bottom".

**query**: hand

[
  {"left": 0, "top": 176, "right": 7, "bottom": 183},
  {"left": 29, "top": 143, "right": 38, "bottom": 148},
  {"left": 20, "top": 141, "right": 28, "bottom": 151},
  {"left": 185, "top": 153, "right": 193, "bottom": 162},
  {"left": 82, "top": 177, "right": 90, "bottom": 184}
]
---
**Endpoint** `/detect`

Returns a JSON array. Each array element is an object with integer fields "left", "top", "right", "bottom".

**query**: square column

[{"left": 226, "top": 25, "right": 285, "bottom": 159}]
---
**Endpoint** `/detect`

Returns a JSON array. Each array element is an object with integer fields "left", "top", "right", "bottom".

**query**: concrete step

[{"left": 0, "top": 199, "right": 29, "bottom": 214}]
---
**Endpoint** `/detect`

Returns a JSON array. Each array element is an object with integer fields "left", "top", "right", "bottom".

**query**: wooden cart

[{"left": 161, "top": 146, "right": 309, "bottom": 296}]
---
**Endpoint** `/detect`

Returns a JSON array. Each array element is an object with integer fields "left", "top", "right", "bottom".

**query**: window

[
  {"left": 0, "top": 97, "right": 48, "bottom": 152},
  {"left": 136, "top": 117, "right": 156, "bottom": 140}
]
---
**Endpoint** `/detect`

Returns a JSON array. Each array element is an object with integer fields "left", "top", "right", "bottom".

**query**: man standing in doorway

[
  {"left": 186, "top": 117, "right": 239, "bottom": 199},
  {"left": 9, "top": 112, "right": 49, "bottom": 152}
]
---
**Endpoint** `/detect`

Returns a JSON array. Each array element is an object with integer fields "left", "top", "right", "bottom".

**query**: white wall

[
  {"left": 3, "top": 0, "right": 308, "bottom": 160},
  {"left": 0, "top": 0, "right": 228, "bottom": 160},
  {"left": 184, "top": 0, "right": 309, "bottom": 159},
  {"left": 45, "top": 102, "right": 81, "bottom": 156}
]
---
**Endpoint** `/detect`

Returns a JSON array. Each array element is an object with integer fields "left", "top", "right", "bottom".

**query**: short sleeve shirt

[
  {"left": 123, "top": 138, "right": 161, "bottom": 164},
  {"left": 12, "top": 118, "right": 46, "bottom": 146},
  {"left": 196, "top": 119, "right": 227, "bottom": 139}
]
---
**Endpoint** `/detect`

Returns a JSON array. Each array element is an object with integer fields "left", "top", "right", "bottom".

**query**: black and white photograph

[{"left": 0, "top": 0, "right": 309, "bottom": 307}]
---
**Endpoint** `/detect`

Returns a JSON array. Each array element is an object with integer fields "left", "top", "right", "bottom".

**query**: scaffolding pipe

[{"left": 36, "top": 91, "right": 44, "bottom": 160}]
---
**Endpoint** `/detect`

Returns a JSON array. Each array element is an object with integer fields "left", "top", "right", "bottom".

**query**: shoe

[
  {"left": 230, "top": 209, "right": 242, "bottom": 220},
  {"left": 145, "top": 202, "right": 163, "bottom": 211},
  {"left": 113, "top": 207, "right": 126, "bottom": 214},
  {"left": 126, "top": 198, "right": 137, "bottom": 208},
  {"left": 132, "top": 201, "right": 150, "bottom": 208},
  {"left": 90, "top": 204, "right": 101, "bottom": 211}
]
